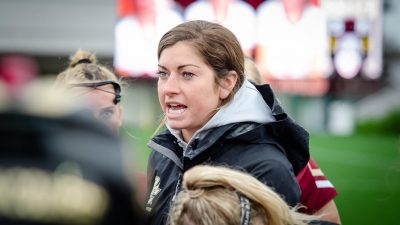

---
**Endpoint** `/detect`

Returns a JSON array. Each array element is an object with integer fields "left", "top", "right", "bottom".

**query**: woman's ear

[
  {"left": 117, "top": 105, "right": 123, "bottom": 128},
  {"left": 219, "top": 71, "right": 238, "bottom": 100}
]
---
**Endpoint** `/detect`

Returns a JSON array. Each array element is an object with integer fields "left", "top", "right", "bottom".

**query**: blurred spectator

[
  {"left": 184, "top": 0, "right": 257, "bottom": 56},
  {"left": 0, "top": 78, "right": 146, "bottom": 225},
  {"left": 256, "top": 0, "right": 332, "bottom": 81},
  {"left": 114, "top": 0, "right": 183, "bottom": 78}
]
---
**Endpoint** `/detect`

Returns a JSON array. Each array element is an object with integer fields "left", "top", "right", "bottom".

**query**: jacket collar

[{"left": 149, "top": 83, "right": 310, "bottom": 175}]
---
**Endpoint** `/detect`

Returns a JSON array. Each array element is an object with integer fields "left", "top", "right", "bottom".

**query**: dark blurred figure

[{"left": 0, "top": 78, "right": 146, "bottom": 225}]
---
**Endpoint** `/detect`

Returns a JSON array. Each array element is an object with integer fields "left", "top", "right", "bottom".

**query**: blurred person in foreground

[
  {"left": 169, "top": 165, "right": 339, "bottom": 225},
  {"left": 245, "top": 56, "right": 341, "bottom": 224},
  {"left": 54, "top": 50, "right": 147, "bottom": 204},
  {"left": 146, "top": 20, "right": 311, "bottom": 225},
  {"left": 0, "top": 76, "right": 145, "bottom": 225}
]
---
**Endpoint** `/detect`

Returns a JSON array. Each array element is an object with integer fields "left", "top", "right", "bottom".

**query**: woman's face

[
  {"left": 73, "top": 84, "right": 123, "bottom": 134},
  {"left": 157, "top": 41, "right": 225, "bottom": 142}
]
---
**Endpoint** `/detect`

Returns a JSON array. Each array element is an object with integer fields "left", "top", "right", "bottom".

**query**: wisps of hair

[{"left": 54, "top": 49, "right": 119, "bottom": 90}]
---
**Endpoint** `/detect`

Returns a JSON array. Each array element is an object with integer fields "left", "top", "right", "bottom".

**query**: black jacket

[
  {"left": 0, "top": 109, "right": 146, "bottom": 225},
  {"left": 145, "top": 84, "right": 309, "bottom": 225}
]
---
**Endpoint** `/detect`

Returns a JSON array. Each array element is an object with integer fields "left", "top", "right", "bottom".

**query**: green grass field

[
  {"left": 122, "top": 127, "right": 400, "bottom": 225},
  {"left": 309, "top": 133, "right": 400, "bottom": 225}
]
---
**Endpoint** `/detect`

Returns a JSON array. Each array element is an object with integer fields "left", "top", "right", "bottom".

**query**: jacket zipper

[{"left": 171, "top": 173, "right": 182, "bottom": 202}]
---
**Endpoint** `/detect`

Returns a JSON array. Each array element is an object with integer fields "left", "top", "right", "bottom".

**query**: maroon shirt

[{"left": 297, "top": 157, "right": 338, "bottom": 214}]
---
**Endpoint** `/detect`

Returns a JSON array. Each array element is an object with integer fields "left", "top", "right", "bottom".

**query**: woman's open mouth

[{"left": 168, "top": 103, "right": 187, "bottom": 115}]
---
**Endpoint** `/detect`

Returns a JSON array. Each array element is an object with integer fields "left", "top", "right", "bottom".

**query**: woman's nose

[{"left": 162, "top": 74, "right": 180, "bottom": 95}]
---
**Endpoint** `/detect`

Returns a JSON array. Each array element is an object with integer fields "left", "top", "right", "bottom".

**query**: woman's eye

[
  {"left": 157, "top": 71, "right": 168, "bottom": 78},
  {"left": 99, "top": 109, "right": 114, "bottom": 120},
  {"left": 182, "top": 72, "right": 194, "bottom": 79}
]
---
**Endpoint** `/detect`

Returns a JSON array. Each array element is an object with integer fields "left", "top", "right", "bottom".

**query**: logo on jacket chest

[{"left": 146, "top": 176, "right": 161, "bottom": 212}]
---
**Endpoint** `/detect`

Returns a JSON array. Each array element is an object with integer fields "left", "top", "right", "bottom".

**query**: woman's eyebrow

[
  {"left": 100, "top": 106, "right": 115, "bottom": 111},
  {"left": 158, "top": 64, "right": 200, "bottom": 70},
  {"left": 177, "top": 64, "right": 200, "bottom": 69},
  {"left": 157, "top": 65, "right": 168, "bottom": 70}
]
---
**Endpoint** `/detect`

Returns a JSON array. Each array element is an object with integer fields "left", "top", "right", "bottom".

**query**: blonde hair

[
  {"left": 169, "top": 165, "right": 315, "bottom": 225},
  {"left": 54, "top": 50, "right": 119, "bottom": 86},
  {"left": 244, "top": 56, "right": 262, "bottom": 85}
]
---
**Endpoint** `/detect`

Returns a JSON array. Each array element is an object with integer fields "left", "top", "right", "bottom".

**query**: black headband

[
  {"left": 238, "top": 192, "right": 251, "bottom": 225},
  {"left": 68, "top": 80, "right": 122, "bottom": 104},
  {"left": 76, "top": 58, "right": 92, "bottom": 65}
]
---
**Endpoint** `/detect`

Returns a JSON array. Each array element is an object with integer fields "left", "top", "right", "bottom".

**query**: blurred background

[{"left": 0, "top": 0, "right": 399, "bottom": 224}]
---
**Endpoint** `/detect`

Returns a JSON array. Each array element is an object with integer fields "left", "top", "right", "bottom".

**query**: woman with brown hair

[{"left": 146, "top": 20, "right": 310, "bottom": 225}]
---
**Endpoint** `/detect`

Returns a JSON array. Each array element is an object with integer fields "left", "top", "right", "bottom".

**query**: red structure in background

[
  {"left": 174, "top": 0, "right": 195, "bottom": 8},
  {"left": 310, "top": 0, "right": 320, "bottom": 6},
  {"left": 174, "top": 0, "right": 320, "bottom": 10},
  {"left": 244, "top": 0, "right": 265, "bottom": 9},
  {"left": 118, "top": 0, "right": 135, "bottom": 17},
  {"left": 0, "top": 54, "right": 38, "bottom": 96},
  {"left": 120, "top": 0, "right": 321, "bottom": 15},
  {"left": 174, "top": 0, "right": 281, "bottom": 9}
]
